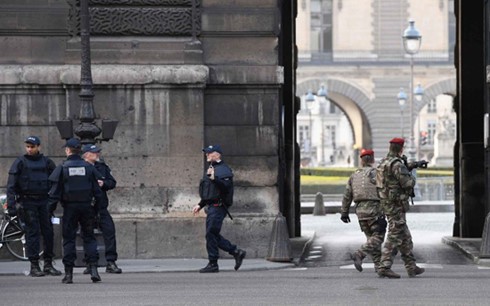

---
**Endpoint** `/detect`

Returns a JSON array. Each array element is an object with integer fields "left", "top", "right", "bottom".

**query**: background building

[{"left": 296, "top": 0, "right": 456, "bottom": 166}]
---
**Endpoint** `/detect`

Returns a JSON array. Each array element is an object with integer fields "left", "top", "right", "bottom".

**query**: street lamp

[
  {"left": 397, "top": 88, "right": 407, "bottom": 137},
  {"left": 56, "top": 0, "right": 118, "bottom": 145},
  {"left": 305, "top": 85, "right": 329, "bottom": 166},
  {"left": 402, "top": 19, "right": 422, "bottom": 162}
]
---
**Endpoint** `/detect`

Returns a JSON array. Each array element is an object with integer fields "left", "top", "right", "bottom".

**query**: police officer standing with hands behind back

[
  {"left": 48, "top": 138, "right": 104, "bottom": 284},
  {"left": 193, "top": 145, "right": 246, "bottom": 273},
  {"left": 81, "top": 143, "right": 122, "bottom": 274},
  {"left": 7, "top": 136, "right": 62, "bottom": 277}
]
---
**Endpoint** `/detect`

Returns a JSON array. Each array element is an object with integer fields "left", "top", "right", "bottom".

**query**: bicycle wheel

[{"left": 2, "top": 219, "right": 28, "bottom": 260}]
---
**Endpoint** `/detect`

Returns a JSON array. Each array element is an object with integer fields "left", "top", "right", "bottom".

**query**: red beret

[
  {"left": 389, "top": 137, "right": 405, "bottom": 145},
  {"left": 360, "top": 149, "right": 374, "bottom": 157}
]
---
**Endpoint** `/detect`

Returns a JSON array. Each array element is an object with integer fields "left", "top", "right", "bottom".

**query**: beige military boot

[
  {"left": 378, "top": 269, "right": 401, "bottom": 279},
  {"left": 350, "top": 252, "right": 364, "bottom": 272},
  {"left": 408, "top": 266, "right": 425, "bottom": 278}
]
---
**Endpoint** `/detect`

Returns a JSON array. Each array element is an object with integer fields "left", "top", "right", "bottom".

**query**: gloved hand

[
  {"left": 340, "top": 212, "right": 351, "bottom": 223},
  {"left": 7, "top": 205, "right": 17, "bottom": 217}
]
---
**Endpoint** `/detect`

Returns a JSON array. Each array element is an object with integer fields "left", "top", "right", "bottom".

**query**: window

[
  {"left": 310, "top": 0, "right": 333, "bottom": 53},
  {"left": 427, "top": 121, "right": 436, "bottom": 145},
  {"left": 427, "top": 99, "right": 437, "bottom": 113}
]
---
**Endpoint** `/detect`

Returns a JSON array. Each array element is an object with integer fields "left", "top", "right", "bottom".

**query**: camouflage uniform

[
  {"left": 376, "top": 152, "right": 419, "bottom": 275},
  {"left": 341, "top": 167, "right": 386, "bottom": 270}
]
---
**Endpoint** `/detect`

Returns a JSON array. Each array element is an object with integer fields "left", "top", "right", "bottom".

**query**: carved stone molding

[{"left": 67, "top": 0, "right": 201, "bottom": 36}]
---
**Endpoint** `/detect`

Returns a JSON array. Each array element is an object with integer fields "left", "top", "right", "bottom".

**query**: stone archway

[
  {"left": 297, "top": 78, "right": 373, "bottom": 149},
  {"left": 416, "top": 77, "right": 457, "bottom": 113}
]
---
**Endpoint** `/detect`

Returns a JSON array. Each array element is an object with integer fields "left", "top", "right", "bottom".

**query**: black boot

[
  {"left": 233, "top": 249, "right": 247, "bottom": 271},
  {"left": 62, "top": 267, "right": 73, "bottom": 284},
  {"left": 30, "top": 260, "right": 45, "bottom": 277},
  {"left": 199, "top": 261, "right": 219, "bottom": 273},
  {"left": 106, "top": 261, "right": 122, "bottom": 274},
  {"left": 83, "top": 266, "right": 90, "bottom": 275},
  {"left": 89, "top": 264, "right": 101, "bottom": 283},
  {"left": 43, "top": 259, "right": 62, "bottom": 276}
]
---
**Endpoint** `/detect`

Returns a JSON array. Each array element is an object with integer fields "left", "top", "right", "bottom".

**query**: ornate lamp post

[
  {"left": 305, "top": 90, "right": 316, "bottom": 165},
  {"left": 56, "top": 0, "right": 118, "bottom": 144},
  {"left": 402, "top": 19, "right": 422, "bottom": 162},
  {"left": 397, "top": 88, "right": 407, "bottom": 137},
  {"left": 316, "top": 85, "right": 328, "bottom": 166}
]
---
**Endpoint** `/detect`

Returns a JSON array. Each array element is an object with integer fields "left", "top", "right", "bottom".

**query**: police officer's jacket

[
  {"left": 198, "top": 160, "right": 234, "bottom": 208},
  {"left": 7, "top": 153, "right": 56, "bottom": 207},
  {"left": 94, "top": 159, "right": 117, "bottom": 210},
  {"left": 48, "top": 154, "right": 103, "bottom": 211}
]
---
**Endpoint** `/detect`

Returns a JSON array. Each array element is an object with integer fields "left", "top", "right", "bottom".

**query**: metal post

[
  {"left": 74, "top": 0, "right": 101, "bottom": 144},
  {"left": 408, "top": 55, "right": 416, "bottom": 162},
  {"left": 401, "top": 109, "right": 404, "bottom": 137}
]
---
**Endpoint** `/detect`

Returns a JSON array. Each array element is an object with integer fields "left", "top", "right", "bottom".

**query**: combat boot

[
  {"left": 350, "top": 252, "right": 364, "bottom": 272},
  {"left": 43, "top": 259, "right": 62, "bottom": 276},
  {"left": 106, "top": 261, "right": 122, "bottom": 274},
  {"left": 83, "top": 266, "right": 90, "bottom": 274},
  {"left": 233, "top": 249, "right": 246, "bottom": 271},
  {"left": 378, "top": 269, "right": 401, "bottom": 279},
  {"left": 89, "top": 264, "right": 101, "bottom": 283},
  {"left": 199, "top": 262, "right": 219, "bottom": 273},
  {"left": 30, "top": 260, "right": 45, "bottom": 277},
  {"left": 408, "top": 266, "right": 425, "bottom": 278},
  {"left": 62, "top": 267, "right": 73, "bottom": 284}
]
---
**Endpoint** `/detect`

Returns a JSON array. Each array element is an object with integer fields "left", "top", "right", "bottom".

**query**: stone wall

[{"left": 0, "top": 0, "right": 283, "bottom": 259}]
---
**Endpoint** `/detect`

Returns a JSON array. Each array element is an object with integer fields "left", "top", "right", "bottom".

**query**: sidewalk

[
  {"left": 0, "top": 236, "right": 311, "bottom": 276},
  {"left": 0, "top": 258, "right": 297, "bottom": 276}
]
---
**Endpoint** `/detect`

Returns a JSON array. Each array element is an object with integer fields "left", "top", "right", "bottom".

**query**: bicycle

[{"left": 0, "top": 194, "right": 43, "bottom": 261}]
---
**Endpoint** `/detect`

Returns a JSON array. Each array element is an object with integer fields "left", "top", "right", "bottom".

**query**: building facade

[
  {"left": 0, "top": 0, "right": 292, "bottom": 259},
  {"left": 296, "top": 0, "right": 456, "bottom": 166}
]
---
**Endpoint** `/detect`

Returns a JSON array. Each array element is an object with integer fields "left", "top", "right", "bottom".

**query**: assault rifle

[{"left": 401, "top": 155, "right": 428, "bottom": 205}]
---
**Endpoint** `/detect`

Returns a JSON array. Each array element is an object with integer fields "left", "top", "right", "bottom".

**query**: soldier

[
  {"left": 81, "top": 144, "right": 122, "bottom": 274},
  {"left": 192, "top": 145, "right": 246, "bottom": 273},
  {"left": 340, "top": 149, "right": 386, "bottom": 273},
  {"left": 48, "top": 138, "right": 103, "bottom": 284},
  {"left": 6, "top": 136, "right": 62, "bottom": 277},
  {"left": 375, "top": 137, "right": 425, "bottom": 278}
]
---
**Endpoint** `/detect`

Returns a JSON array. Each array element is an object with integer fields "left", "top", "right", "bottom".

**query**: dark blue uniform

[
  {"left": 198, "top": 160, "right": 236, "bottom": 261},
  {"left": 48, "top": 154, "right": 103, "bottom": 268},
  {"left": 7, "top": 154, "right": 56, "bottom": 262},
  {"left": 93, "top": 160, "right": 118, "bottom": 262}
]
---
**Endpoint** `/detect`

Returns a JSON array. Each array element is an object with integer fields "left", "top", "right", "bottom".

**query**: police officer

[
  {"left": 376, "top": 137, "right": 424, "bottom": 278},
  {"left": 340, "top": 149, "right": 386, "bottom": 273},
  {"left": 82, "top": 144, "right": 122, "bottom": 274},
  {"left": 6, "top": 136, "right": 62, "bottom": 277},
  {"left": 192, "top": 145, "right": 246, "bottom": 273},
  {"left": 48, "top": 138, "right": 103, "bottom": 284}
]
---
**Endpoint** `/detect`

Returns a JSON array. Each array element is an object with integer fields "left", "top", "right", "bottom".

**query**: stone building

[
  {"left": 296, "top": 0, "right": 456, "bottom": 164},
  {"left": 0, "top": 0, "right": 293, "bottom": 259}
]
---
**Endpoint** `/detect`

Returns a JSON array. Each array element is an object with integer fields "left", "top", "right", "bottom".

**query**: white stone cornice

[{"left": 0, "top": 65, "right": 209, "bottom": 85}]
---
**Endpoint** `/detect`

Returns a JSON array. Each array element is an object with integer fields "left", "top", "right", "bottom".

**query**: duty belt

[{"left": 21, "top": 195, "right": 48, "bottom": 200}]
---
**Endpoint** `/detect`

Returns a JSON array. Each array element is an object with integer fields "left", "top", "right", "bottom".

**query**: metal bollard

[{"left": 313, "top": 192, "right": 326, "bottom": 216}]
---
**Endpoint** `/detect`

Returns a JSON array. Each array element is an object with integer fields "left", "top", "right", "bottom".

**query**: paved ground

[
  {"left": 0, "top": 209, "right": 484, "bottom": 277},
  {"left": 300, "top": 212, "right": 479, "bottom": 270}
]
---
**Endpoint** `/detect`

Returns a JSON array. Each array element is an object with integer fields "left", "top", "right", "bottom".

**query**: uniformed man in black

[
  {"left": 7, "top": 136, "right": 62, "bottom": 277},
  {"left": 82, "top": 144, "right": 122, "bottom": 274},
  {"left": 192, "top": 144, "right": 246, "bottom": 273},
  {"left": 48, "top": 138, "right": 103, "bottom": 284}
]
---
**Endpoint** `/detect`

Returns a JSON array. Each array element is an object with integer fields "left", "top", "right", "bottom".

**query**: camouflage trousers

[
  {"left": 356, "top": 217, "right": 386, "bottom": 269},
  {"left": 378, "top": 211, "right": 417, "bottom": 274}
]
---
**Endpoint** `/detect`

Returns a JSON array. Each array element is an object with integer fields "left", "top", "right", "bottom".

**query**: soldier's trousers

[
  {"left": 378, "top": 212, "right": 417, "bottom": 273},
  {"left": 357, "top": 217, "right": 386, "bottom": 268}
]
